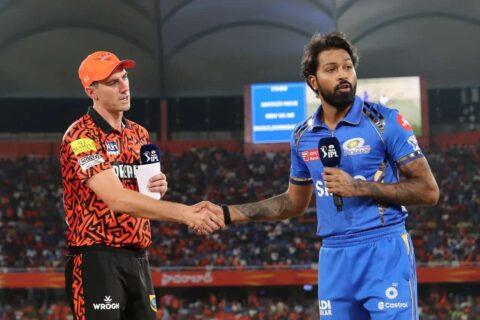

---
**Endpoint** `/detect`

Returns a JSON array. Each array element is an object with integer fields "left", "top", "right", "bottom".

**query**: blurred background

[{"left": 0, "top": 0, "right": 479, "bottom": 319}]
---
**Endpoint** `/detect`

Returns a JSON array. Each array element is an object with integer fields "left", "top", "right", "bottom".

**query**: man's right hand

[{"left": 186, "top": 203, "right": 224, "bottom": 235}]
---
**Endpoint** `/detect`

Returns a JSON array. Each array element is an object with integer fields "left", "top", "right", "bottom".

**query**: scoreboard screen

[{"left": 250, "top": 82, "right": 307, "bottom": 143}]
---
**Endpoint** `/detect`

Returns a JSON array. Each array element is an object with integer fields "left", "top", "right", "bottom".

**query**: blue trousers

[{"left": 318, "top": 224, "right": 418, "bottom": 319}]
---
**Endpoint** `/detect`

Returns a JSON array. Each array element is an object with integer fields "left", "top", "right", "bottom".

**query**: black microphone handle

[{"left": 333, "top": 194, "right": 343, "bottom": 212}]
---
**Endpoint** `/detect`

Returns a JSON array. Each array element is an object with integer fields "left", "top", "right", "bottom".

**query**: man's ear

[{"left": 85, "top": 87, "right": 98, "bottom": 101}]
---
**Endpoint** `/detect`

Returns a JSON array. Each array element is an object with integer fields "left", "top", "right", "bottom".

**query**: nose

[
  {"left": 118, "top": 78, "right": 129, "bottom": 93},
  {"left": 337, "top": 69, "right": 348, "bottom": 80}
]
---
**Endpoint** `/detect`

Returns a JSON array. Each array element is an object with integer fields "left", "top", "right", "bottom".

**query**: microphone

[
  {"left": 136, "top": 144, "right": 162, "bottom": 200},
  {"left": 318, "top": 137, "right": 343, "bottom": 212}
]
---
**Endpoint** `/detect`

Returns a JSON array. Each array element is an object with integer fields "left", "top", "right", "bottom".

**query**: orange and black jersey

[{"left": 60, "top": 107, "right": 152, "bottom": 249}]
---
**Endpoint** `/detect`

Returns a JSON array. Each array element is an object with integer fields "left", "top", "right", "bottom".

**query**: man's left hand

[{"left": 147, "top": 172, "right": 168, "bottom": 198}]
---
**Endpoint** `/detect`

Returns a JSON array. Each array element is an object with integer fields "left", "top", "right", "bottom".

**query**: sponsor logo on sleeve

[
  {"left": 70, "top": 138, "right": 97, "bottom": 155},
  {"left": 397, "top": 114, "right": 412, "bottom": 131},
  {"left": 301, "top": 149, "right": 319, "bottom": 162},
  {"left": 342, "top": 138, "right": 371, "bottom": 156},
  {"left": 407, "top": 135, "right": 420, "bottom": 151},
  {"left": 78, "top": 154, "right": 105, "bottom": 171}
]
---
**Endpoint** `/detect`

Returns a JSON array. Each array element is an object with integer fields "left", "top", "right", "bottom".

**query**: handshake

[{"left": 186, "top": 201, "right": 230, "bottom": 235}]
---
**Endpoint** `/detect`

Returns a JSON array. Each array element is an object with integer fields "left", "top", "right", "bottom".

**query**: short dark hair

[{"left": 301, "top": 32, "right": 359, "bottom": 81}]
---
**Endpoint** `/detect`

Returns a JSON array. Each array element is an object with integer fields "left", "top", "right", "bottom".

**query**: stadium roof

[{"left": 0, "top": 0, "right": 478, "bottom": 97}]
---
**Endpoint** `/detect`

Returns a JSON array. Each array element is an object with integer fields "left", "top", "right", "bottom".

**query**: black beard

[{"left": 319, "top": 82, "right": 356, "bottom": 110}]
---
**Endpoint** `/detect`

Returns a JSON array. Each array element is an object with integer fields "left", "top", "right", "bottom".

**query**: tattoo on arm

[
  {"left": 358, "top": 158, "right": 438, "bottom": 206},
  {"left": 233, "top": 193, "right": 293, "bottom": 221}
]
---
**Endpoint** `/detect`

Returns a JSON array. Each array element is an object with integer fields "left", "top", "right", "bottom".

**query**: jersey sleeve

[
  {"left": 384, "top": 110, "right": 423, "bottom": 166},
  {"left": 289, "top": 129, "right": 312, "bottom": 185},
  {"left": 61, "top": 128, "right": 111, "bottom": 182}
]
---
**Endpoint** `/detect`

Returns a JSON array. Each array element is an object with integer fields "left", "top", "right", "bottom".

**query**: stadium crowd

[
  {"left": 0, "top": 145, "right": 479, "bottom": 270},
  {"left": 0, "top": 145, "right": 479, "bottom": 318}
]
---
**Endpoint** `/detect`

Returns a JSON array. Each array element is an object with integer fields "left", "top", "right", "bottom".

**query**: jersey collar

[
  {"left": 87, "top": 107, "right": 130, "bottom": 134},
  {"left": 311, "top": 95, "right": 364, "bottom": 129}
]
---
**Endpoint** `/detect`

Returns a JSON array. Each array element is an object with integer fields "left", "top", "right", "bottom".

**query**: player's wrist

[
  {"left": 353, "top": 179, "right": 372, "bottom": 197},
  {"left": 220, "top": 204, "right": 231, "bottom": 225}
]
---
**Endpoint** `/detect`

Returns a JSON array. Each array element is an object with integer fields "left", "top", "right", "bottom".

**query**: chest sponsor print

[{"left": 105, "top": 141, "right": 120, "bottom": 155}]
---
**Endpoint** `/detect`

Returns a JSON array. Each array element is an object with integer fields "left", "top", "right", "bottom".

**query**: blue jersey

[{"left": 289, "top": 96, "right": 423, "bottom": 238}]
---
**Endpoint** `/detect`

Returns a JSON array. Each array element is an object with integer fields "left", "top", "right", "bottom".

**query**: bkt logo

[
  {"left": 320, "top": 144, "right": 338, "bottom": 159},
  {"left": 93, "top": 296, "right": 120, "bottom": 310},
  {"left": 143, "top": 150, "right": 159, "bottom": 163},
  {"left": 319, "top": 300, "right": 333, "bottom": 316}
]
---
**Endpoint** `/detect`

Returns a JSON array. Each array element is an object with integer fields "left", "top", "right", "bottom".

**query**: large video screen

[
  {"left": 250, "top": 82, "right": 307, "bottom": 143},
  {"left": 246, "top": 77, "right": 425, "bottom": 144}
]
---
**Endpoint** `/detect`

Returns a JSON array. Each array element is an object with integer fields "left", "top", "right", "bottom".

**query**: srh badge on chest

[{"left": 105, "top": 141, "right": 120, "bottom": 155}]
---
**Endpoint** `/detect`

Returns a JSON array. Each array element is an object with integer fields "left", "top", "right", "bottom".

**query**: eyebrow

[{"left": 322, "top": 58, "right": 352, "bottom": 66}]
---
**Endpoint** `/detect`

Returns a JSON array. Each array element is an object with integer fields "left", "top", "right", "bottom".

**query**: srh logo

[
  {"left": 319, "top": 300, "right": 333, "bottom": 316},
  {"left": 97, "top": 53, "right": 113, "bottom": 62},
  {"left": 93, "top": 296, "right": 120, "bottom": 310}
]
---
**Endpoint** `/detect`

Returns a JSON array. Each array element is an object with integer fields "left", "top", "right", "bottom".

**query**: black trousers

[{"left": 65, "top": 245, "right": 157, "bottom": 320}]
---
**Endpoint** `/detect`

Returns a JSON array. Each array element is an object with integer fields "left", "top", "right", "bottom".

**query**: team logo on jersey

[
  {"left": 342, "top": 138, "right": 371, "bottom": 156},
  {"left": 301, "top": 149, "right": 319, "bottom": 162},
  {"left": 70, "top": 138, "right": 96, "bottom": 155},
  {"left": 149, "top": 294, "right": 157, "bottom": 312},
  {"left": 397, "top": 114, "right": 412, "bottom": 131},
  {"left": 407, "top": 135, "right": 420, "bottom": 151},
  {"left": 105, "top": 141, "right": 119, "bottom": 155}
]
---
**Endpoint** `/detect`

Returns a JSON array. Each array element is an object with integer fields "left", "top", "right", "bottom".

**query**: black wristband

[{"left": 221, "top": 204, "right": 231, "bottom": 225}]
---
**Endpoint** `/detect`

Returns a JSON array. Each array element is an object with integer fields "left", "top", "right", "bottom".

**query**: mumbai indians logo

[{"left": 342, "top": 138, "right": 371, "bottom": 156}]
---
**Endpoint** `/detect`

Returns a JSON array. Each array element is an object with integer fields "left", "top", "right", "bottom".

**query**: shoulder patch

[
  {"left": 70, "top": 138, "right": 97, "bottom": 155},
  {"left": 293, "top": 116, "right": 313, "bottom": 149}
]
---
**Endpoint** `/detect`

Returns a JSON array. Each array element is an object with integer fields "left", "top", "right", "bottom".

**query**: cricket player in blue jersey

[{"left": 196, "top": 32, "right": 439, "bottom": 319}]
